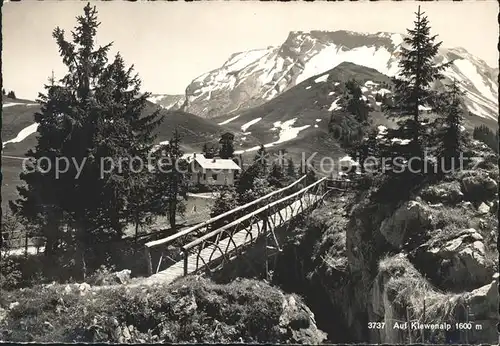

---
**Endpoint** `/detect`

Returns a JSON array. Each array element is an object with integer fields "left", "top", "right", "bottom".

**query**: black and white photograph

[{"left": 0, "top": 1, "right": 498, "bottom": 344}]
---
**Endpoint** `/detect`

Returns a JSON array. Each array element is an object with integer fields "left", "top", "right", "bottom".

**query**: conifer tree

[
  {"left": 254, "top": 144, "right": 268, "bottom": 176},
  {"left": 348, "top": 127, "right": 380, "bottom": 173},
  {"left": 268, "top": 161, "right": 286, "bottom": 188},
  {"left": 286, "top": 157, "right": 296, "bottom": 180},
  {"left": 434, "top": 80, "right": 466, "bottom": 171},
  {"left": 385, "top": 6, "right": 449, "bottom": 170},
  {"left": 340, "top": 79, "right": 370, "bottom": 124},
  {"left": 209, "top": 184, "right": 239, "bottom": 230},
  {"left": 236, "top": 163, "right": 262, "bottom": 202},
  {"left": 153, "top": 129, "right": 188, "bottom": 231},
  {"left": 305, "top": 163, "right": 318, "bottom": 185},
  {"left": 202, "top": 142, "right": 217, "bottom": 158},
  {"left": 218, "top": 133, "right": 235, "bottom": 159},
  {"left": 11, "top": 4, "right": 163, "bottom": 279},
  {"left": 473, "top": 125, "right": 498, "bottom": 153}
]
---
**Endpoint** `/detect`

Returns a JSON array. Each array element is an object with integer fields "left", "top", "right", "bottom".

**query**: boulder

[
  {"left": 278, "top": 295, "right": 327, "bottom": 344},
  {"left": 460, "top": 172, "right": 497, "bottom": 202},
  {"left": 477, "top": 202, "right": 490, "bottom": 215},
  {"left": 462, "top": 273, "right": 499, "bottom": 343},
  {"left": 420, "top": 182, "right": 464, "bottom": 204},
  {"left": 114, "top": 269, "right": 131, "bottom": 285},
  {"left": 413, "top": 229, "right": 491, "bottom": 290},
  {"left": 379, "top": 200, "right": 432, "bottom": 249}
]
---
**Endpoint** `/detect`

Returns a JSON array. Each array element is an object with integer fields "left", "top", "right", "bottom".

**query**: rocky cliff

[{"left": 272, "top": 139, "right": 498, "bottom": 344}]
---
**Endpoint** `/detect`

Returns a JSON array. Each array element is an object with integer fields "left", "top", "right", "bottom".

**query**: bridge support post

[
  {"left": 264, "top": 233, "right": 269, "bottom": 281},
  {"left": 145, "top": 246, "right": 152, "bottom": 276},
  {"left": 183, "top": 249, "right": 188, "bottom": 276}
]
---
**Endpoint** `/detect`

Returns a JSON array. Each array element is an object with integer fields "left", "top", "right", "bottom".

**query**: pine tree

[
  {"left": 268, "top": 161, "right": 286, "bottom": 188},
  {"left": 329, "top": 79, "right": 370, "bottom": 149},
  {"left": 348, "top": 127, "right": 380, "bottom": 173},
  {"left": 286, "top": 157, "right": 296, "bottom": 180},
  {"left": 341, "top": 79, "right": 370, "bottom": 124},
  {"left": 253, "top": 144, "right": 268, "bottom": 176},
  {"left": 153, "top": 129, "right": 188, "bottom": 231},
  {"left": 329, "top": 112, "right": 364, "bottom": 148},
  {"left": 305, "top": 163, "right": 317, "bottom": 185},
  {"left": 11, "top": 3, "right": 163, "bottom": 279},
  {"left": 239, "top": 176, "right": 273, "bottom": 205},
  {"left": 202, "top": 142, "right": 217, "bottom": 159},
  {"left": 2, "top": 88, "right": 6, "bottom": 96},
  {"left": 7, "top": 91, "right": 16, "bottom": 99},
  {"left": 434, "top": 80, "right": 466, "bottom": 172},
  {"left": 236, "top": 163, "right": 261, "bottom": 202},
  {"left": 473, "top": 125, "right": 498, "bottom": 153},
  {"left": 219, "top": 133, "right": 235, "bottom": 159},
  {"left": 209, "top": 184, "right": 239, "bottom": 230},
  {"left": 385, "top": 6, "right": 449, "bottom": 171}
]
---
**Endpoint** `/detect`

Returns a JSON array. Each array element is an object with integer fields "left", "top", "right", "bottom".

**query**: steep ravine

[
  {"left": 271, "top": 194, "right": 361, "bottom": 343},
  {"left": 270, "top": 147, "right": 498, "bottom": 343}
]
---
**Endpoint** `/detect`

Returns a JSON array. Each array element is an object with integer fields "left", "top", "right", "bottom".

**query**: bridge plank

[{"left": 140, "top": 196, "right": 307, "bottom": 286}]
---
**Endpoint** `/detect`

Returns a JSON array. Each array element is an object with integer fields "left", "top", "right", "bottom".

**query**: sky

[{"left": 3, "top": 1, "right": 498, "bottom": 100}]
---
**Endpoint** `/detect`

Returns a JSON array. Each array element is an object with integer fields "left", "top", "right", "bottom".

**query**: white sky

[{"left": 3, "top": 1, "right": 498, "bottom": 100}]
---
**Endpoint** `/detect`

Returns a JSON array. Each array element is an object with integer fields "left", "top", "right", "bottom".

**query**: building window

[
  {"left": 212, "top": 174, "right": 217, "bottom": 181},
  {"left": 203, "top": 173, "right": 206, "bottom": 180}
]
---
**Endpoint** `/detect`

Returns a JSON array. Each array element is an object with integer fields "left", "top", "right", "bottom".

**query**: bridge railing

[
  {"left": 143, "top": 175, "right": 308, "bottom": 276},
  {"left": 180, "top": 177, "right": 330, "bottom": 276}
]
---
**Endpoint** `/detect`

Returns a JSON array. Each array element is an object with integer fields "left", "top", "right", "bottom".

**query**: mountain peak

[{"left": 150, "top": 30, "right": 498, "bottom": 121}]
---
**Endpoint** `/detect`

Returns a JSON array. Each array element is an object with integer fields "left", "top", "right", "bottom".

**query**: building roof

[{"left": 194, "top": 156, "right": 241, "bottom": 171}]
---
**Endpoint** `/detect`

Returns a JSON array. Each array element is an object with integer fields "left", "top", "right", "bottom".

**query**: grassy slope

[
  {"left": 1, "top": 99, "right": 257, "bottom": 207},
  {"left": 218, "top": 62, "right": 496, "bottom": 159},
  {"left": 218, "top": 63, "right": 394, "bottom": 165}
]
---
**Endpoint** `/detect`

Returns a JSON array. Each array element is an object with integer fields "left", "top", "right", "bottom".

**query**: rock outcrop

[
  {"left": 412, "top": 228, "right": 492, "bottom": 291},
  {"left": 379, "top": 200, "right": 433, "bottom": 249},
  {"left": 420, "top": 181, "right": 464, "bottom": 204}
]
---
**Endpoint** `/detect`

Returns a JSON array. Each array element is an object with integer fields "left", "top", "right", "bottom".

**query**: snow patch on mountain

[
  {"left": 3, "top": 103, "right": 28, "bottom": 108},
  {"left": 241, "top": 117, "right": 262, "bottom": 132},
  {"left": 328, "top": 98, "right": 341, "bottom": 111},
  {"left": 271, "top": 119, "right": 311, "bottom": 144},
  {"left": 453, "top": 59, "right": 497, "bottom": 104},
  {"left": 2, "top": 123, "right": 39, "bottom": 147},
  {"left": 296, "top": 44, "right": 399, "bottom": 85},
  {"left": 235, "top": 119, "right": 311, "bottom": 154},
  {"left": 224, "top": 49, "right": 271, "bottom": 72},
  {"left": 314, "top": 74, "right": 329, "bottom": 83},
  {"left": 218, "top": 115, "right": 241, "bottom": 125},
  {"left": 391, "top": 33, "right": 404, "bottom": 48},
  {"left": 2, "top": 103, "right": 21, "bottom": 108}
]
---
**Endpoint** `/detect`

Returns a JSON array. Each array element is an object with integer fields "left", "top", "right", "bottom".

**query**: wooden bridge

[{"left": 141, "top": 175, "right": 354, "bottom": 286}]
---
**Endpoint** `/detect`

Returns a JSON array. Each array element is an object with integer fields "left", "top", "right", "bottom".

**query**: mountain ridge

[{"left": 150, "top": 30, "right": 497, "bottom": 122}]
